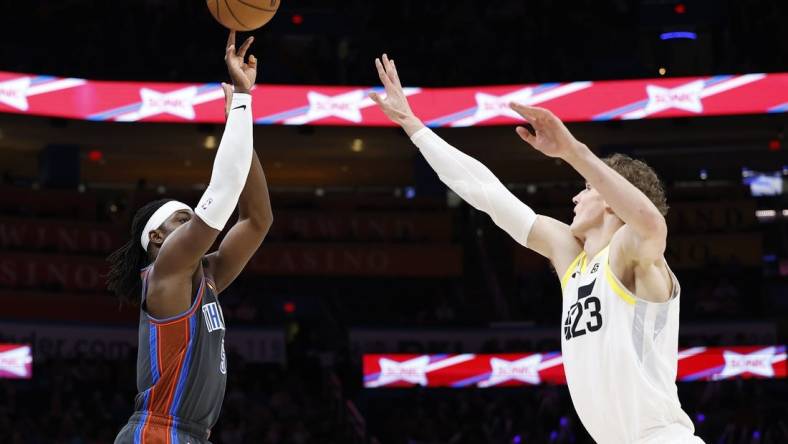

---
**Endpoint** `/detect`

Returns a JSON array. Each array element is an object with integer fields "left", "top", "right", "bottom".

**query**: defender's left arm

[
  {"left": 565, "top": 146, "right": 667, "bottom": 264},
  {"left": 510, "top": 105, "right": 670, "bottom": 302},
  {"left": 567, "top": 148, "right": 671, "bottom": 302}
]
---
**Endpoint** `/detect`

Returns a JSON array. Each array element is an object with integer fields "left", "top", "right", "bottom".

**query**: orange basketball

[{"left": 206, "top": 0, "right": 280, "bottom": 31}]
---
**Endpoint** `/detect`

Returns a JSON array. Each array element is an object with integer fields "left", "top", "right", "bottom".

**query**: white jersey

[
  {"left": 561, "top": 246, "right": 702, "bottom": 444},
  {"left": 405, "top": 128, "right": 703, "bottom": 443}
]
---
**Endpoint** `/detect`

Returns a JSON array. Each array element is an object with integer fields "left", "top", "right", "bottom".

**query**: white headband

[{"left": 140, "top": 200, "right": 192, "bottom": 251}]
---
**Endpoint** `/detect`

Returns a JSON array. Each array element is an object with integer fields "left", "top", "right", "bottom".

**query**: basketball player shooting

[
  {"left": 108, "top": 31, "right": 272, "bottom": 444},
  {"left": 370, "top": 54, "right": 704, "bottom": 444}
]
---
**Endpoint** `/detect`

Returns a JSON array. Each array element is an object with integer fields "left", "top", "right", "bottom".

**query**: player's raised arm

[
  {"left": 204, "top": 81, "right": 273, "bottom": 294},
  {"left": 148, "top": 32, "right": 256, "bottom": 299},
  {"left": 369, "top": 54, "right": 582, "bottom": 273},
  {"left": 509, "top": 104, "right": 669, "bottom": 289}
]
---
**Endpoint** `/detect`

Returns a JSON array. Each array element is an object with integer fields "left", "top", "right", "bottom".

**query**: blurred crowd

[
  {"left": 0, "top": 180, "right": 785, "bottom": 329},
  {"left": 0, "top": 355, "right": 355, "bottom": 444},
  {"left": 1, "top": 356, "right": 785, "bottom": 443},
  {"left": 363, "top": 378, "right": 788, "bottom": 444}
]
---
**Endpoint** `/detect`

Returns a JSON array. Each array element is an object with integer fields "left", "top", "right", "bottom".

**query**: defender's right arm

[{"left": 369, "top": 54, "right": 581, "bottom": 273}]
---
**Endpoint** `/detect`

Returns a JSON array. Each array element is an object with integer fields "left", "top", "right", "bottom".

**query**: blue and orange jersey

[{"left": 131, "top": 265, "right": 227, "bottom": 442}]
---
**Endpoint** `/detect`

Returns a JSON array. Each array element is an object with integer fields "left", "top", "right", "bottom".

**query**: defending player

[{"left": 369, "top": 54, "right": 703, "bottom": 444}]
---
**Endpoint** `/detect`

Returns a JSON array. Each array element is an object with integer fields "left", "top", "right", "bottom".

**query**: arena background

[{"left": 0, "top": 1, "right": 786, "bottom": 443}]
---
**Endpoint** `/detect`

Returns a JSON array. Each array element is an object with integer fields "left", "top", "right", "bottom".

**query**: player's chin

[{"left": 569, "top": 216, "right": 583, "bottom": 236}]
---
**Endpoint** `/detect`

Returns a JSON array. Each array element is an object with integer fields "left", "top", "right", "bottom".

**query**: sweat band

[{"left": 140, "top": 200, "right": 192, "bottom": 251}]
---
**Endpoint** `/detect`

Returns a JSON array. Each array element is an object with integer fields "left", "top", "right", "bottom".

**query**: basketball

[{"left": 206, "top": 0, "right": 280, "bottom": 31}]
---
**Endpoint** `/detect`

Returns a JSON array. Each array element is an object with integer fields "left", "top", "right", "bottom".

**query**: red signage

[
  {"left": 0, "top": 344, "right": 33, "bottom": 379},
  {"left": 1, "top": 71, "right": 786, "bottom": 126},
  {"left": 363, "top": 346, "right": 787, "bottom": 388}
]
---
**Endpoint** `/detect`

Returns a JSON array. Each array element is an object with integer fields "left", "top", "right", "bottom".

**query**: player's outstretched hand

[
  {"left": 225, "top": 30, "right": 256, "bottom": 94},
  {"left": 509, "top": 103, "right": 585, "bottom": 159},
  {"left": 369, "top": 54, "right": 416, "bottom": 125}
]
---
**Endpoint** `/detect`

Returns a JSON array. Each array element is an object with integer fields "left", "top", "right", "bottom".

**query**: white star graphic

[
  {"left": 286, "top": 90, "right": 365, "bottom": 124},
  {"left": 117, "top": 86, "right": 198, "bottom": 121},
  {"left": 477, "top": 354, "right": 542, "bottom": 387},
  {"left": 0, "top": 346, "right": 33, "bottom": 377},
  {"left": 643, "top": 80, "right": 704, "bottom": 115},
  {"left": 717, "top": 347, "right": 776, "bottom": 379},
  {"left": 366, "top": 356, "right": 430, "bottom": 387},
  {"left": 452, "top": 88, "right": 532, "bottom": 127},
  {"left": 0, "top": 77, "right": 31, "bottom": 111}
]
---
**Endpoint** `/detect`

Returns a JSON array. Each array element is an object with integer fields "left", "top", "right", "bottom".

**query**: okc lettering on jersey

[{"left": 202, "top": 302, "right": 225, "bottom": 332}]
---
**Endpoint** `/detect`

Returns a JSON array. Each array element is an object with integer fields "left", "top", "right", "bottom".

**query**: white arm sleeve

[
  {"left": 411, "top": 127, "right": 536, "bottom": 246},
  {"left": 195, "top": 93, "right": 253, "bottom": 231}
]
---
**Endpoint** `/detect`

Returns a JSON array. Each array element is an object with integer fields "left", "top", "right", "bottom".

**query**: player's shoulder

[
  {"left": 610, "top": 224, "right": 667, "bottom": 261},
  {"left": 608, "top": 225, "right": 675, "bottom": 303}
]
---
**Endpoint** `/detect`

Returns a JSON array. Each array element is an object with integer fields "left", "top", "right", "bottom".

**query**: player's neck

[{"left": 581, "top": 216, "right": 623, "bottom": 259}]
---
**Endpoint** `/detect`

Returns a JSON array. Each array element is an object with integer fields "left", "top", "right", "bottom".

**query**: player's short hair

[{"left": 602, "top": 153, "right": 669, "bottom": 216}]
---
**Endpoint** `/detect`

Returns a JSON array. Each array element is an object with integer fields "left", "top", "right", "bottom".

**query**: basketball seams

[
  {"left": 209, "top": 0, "right": 278, "bottom": 31},
  {"left": 223, "top": 0, "right": 253, "bottom": 31},
  {"left": 237, "top": 0, "right": 278, "bottom": 12}
]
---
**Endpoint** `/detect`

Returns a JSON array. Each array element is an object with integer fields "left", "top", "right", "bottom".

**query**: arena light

[
  {"left": 660, "top": 31, "right": 697, "bottom": 40},
  {"left": 743, "top": 170, "right": 784, "bottom": 196},
  {"left": 351, "top": 138, "right": 364, "bottom": 152},
  {"left": 204, "top": 135, "right": 217, "bottom": 150},
  {"left": 87, "top": 149, "right": 103, "bottom": 162}
]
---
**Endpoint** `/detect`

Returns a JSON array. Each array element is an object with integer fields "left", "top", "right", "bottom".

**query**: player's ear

[{"left": 149, "top": 229, "right": 165, "bottom": 248}]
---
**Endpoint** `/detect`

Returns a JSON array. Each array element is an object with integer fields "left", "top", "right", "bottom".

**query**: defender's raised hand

[
  {"left": 509, "top": 103, "right": 584, "bottom": 159},
  {"left": 369, "top": 54, "right": 417, "bottom": 125},
  {"left": 225, "top": 30, "right": 257, "bottom": 94}
]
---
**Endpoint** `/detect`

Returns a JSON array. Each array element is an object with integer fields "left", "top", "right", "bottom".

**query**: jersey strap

[{"left": 561, "top": 251, "right": 585, "bottom": 290}]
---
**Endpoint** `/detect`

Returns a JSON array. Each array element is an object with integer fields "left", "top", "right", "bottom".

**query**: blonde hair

[{"left": 602, "top": 153, "right": 668, "bottom": 216}]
